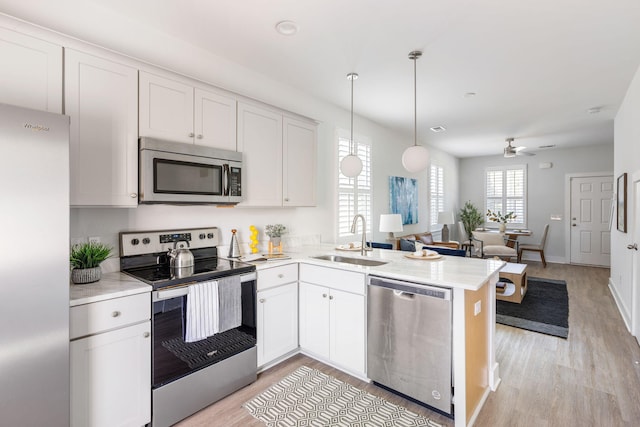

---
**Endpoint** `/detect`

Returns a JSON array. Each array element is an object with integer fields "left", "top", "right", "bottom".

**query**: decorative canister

[{"left": 71, "top": 267, "right": 102, "bottom": 284}]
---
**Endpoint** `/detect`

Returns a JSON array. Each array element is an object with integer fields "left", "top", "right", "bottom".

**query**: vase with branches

[{"left": 486, "top": 209, "right": 516, "bottom": 232}]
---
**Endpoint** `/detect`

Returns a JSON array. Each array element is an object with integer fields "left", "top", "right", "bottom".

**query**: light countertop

[
  {"left": 70, "top": 271, "right": 151, "bottom": 306},
  {"left": 70, "top": 244, "right": 504, "bottom": 306},
  {"left": 238, "top": 243, "right": 504, "bottom": 291}
]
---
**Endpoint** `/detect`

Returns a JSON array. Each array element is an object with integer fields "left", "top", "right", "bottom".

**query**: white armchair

[{"left": 471, "top": 231, "right": 519, "bottom": 261}]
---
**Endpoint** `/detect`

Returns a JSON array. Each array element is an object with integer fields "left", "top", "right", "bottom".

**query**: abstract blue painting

[{"left": 389, "top": 176, "right": 418, "bottom": 225}]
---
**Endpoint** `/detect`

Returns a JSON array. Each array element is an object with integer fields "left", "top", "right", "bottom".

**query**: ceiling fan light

[
  {"left": 402, "top": 145, "right": 429, "bottom": 173},
  {"left": 340, "top": 154, "right": 363, "bottom": 177},
  {"left": 503, "top": 147, "right": 516, "bottom": 158}
]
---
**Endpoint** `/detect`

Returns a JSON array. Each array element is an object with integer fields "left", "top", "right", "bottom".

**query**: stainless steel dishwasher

[{"left": 367, "top": 275, "right": 452, "bottom": 415}]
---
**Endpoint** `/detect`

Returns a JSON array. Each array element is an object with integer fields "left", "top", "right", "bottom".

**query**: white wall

[
  {"left": 458, "top": 144, "right": 613, "bottom": 263},
  {"left": 10, "top": 12, "right": 459, "bottom": 254},
  {"left": 611, "top": 63, "right": 640, "bottom": 334}
]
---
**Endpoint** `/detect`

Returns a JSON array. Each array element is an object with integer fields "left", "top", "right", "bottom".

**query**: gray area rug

[
  {"left": 243, "top": 366, "right": 443, "bottom": 427},
  {"left": 496, "top": 277, "right": 569, "bottom": 339}
]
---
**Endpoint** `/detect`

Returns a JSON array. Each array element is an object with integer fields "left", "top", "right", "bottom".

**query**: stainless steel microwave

[{"left": 139, "top": 137, "right": 242, "bottom": 205}]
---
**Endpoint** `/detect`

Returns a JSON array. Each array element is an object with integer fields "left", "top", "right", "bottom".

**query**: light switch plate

[{"left": 474, "top": 300, "right": 482, "bottom": 316}]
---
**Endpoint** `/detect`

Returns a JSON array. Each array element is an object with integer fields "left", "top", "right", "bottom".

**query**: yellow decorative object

[{"left": 249, "top": 225, "right": 259, "bottom": 253}]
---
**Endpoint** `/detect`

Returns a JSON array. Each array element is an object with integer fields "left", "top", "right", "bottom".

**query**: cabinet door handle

[
  {"left": 259, "top": 298, "right": 266, "bottom": 303},
  {"left": 627, "top": 243, "right": 638, "bottom": 250},
  {"left": 130, "top": 193, "right": 137, "bottom": 198},
  {"left": 111, "top": 311, "right": 121, "bottom": 317},
  {"left": 188, "top": 132, "right": 195, "bottom": 137},
  {"left": 197, "top": 134, "right": 203, "bottom": 139},
  {"left": 143, "top": 332, "right": 150, "bottom": 338},
  {"left": 329, "top": 295, "right": 334, "bottom": 300},
  {"left": 322, "top": 293, "right": 327, "bottom": 298}
]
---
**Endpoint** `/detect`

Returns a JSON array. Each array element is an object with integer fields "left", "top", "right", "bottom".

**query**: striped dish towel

[{"left": 185, "top": 280, "right": 219, "bottom": 343}]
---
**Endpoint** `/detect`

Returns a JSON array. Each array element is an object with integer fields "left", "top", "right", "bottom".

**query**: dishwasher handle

[{"left": 369, "top": 276, "right": 451, "bottom": 301}]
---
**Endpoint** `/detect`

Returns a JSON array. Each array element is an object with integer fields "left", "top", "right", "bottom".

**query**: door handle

[
  {"left": 572, "top": 224, "right": 577, "bottom": 227},
  {"left": 627, "top": 243, "right": 638, "bottom": 250}
]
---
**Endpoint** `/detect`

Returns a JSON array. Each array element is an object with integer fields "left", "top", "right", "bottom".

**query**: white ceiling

[{"left": 3, "top": 0, "right": 640, "bottom": 158}]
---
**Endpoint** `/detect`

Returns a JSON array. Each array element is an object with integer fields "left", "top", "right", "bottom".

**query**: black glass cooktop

[{"left": 123, "top": 257, "right": 256, "bottom": 290}]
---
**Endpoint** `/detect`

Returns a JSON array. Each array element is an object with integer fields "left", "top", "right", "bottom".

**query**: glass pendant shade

[
  {"left": 402, "top": 145, "right": 429, "bottom": 173},
  {"left": 340, "top": 154, "right": 363, "bottom": 177}
]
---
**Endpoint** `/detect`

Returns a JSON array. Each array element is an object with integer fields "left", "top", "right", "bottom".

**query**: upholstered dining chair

[
  {"left": 517, "top": 224, "right": 549, "bottom": 267},
  {"left": 471, "top": 231, "right": 519, "bottom": 261}
]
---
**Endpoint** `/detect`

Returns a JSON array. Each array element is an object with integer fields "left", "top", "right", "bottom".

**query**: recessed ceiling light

[
  {"left": 430, "top": 126, "right": 446, "bottom": 133},
  {"left": 464, "top": 92, "right": 477, "bottom": 98},
  {"left": 275, "top": 20, "right": 299, "bottom": 36},
  {"left": 586, "top": 106, "right": 602, "bottom": 114},
  {"left": 539, "top": 144, "right": 556, "bottom": 149}
]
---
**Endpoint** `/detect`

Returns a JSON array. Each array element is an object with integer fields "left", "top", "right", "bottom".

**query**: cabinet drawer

[
  {"left": 257, "top": 263, "right": 298, "bottom": 291},
  {"left": 70, "top": 292, "right": 150, "bottom": 339},
  {"left": 299, "top": 264, "right": 365, "bottom": 295}
]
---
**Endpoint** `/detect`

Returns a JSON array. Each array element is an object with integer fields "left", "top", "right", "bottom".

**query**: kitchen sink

[{"left": 311, "top": 254, "right": 388, "bottom": 267}]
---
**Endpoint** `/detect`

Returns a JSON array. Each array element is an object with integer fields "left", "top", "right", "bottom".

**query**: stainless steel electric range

[{"left": 119, "top": 227, "right": 257, "bottom": 427}]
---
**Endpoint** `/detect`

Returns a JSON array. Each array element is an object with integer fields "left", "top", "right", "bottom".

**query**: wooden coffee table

[{"left": 497, "top": 262, "right": 527, "bottom": 303}]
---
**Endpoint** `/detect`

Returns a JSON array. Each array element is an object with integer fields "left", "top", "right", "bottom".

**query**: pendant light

[
  {"left": 340, "top": 72, "right": 363, "bottom": 177},
  {"left": 402, "top": 51, "right": 430, "bottom": 173}
]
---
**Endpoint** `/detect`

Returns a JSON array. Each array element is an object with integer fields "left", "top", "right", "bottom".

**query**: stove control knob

[
  {"left": 131, "top": 238, "right": 140, "bottom": 245},
  {"left": 207, "top": 233, "right": 214, "bottom": 239},
  {"left": 142, "top": 238, "right": 150, "bottom": 244},
  {"left": 199, "top": 233, "right": 206, "bottom": 240}
]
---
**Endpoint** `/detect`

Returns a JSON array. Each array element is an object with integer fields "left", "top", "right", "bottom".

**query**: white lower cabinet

[
  {"left": 299, "top": 264, "right": 366, "bottom": 376},
  {"left": 257, "top": 264, "right": 299, "bottom": 368},
  {"left": 70, "top": 293, "right": 151, "bottom": 427},
  {"left": 257, "top": 282, "right": 299, "bottom": 367}
]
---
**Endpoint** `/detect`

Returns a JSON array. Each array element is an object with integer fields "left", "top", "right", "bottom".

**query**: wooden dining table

[{"left": 475, "top": 228, "right": 532, "bottom": 248}]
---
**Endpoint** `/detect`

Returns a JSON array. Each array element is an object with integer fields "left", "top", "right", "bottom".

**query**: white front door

[
  {"left": 570, "top": 175, "right": 613, "bottom": 266},
  {"left": 632, "top": 173, "right": 640, "bottom": 346}
]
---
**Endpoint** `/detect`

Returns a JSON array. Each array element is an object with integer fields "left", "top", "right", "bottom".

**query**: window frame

[
  {"left": 484, "top": 164, "right": 527, "bottom": 228},
  {"left": 337, "top": 130, "right": 372, "bottom": 242},
  {"left": 429, "top": 164, "right": 444, "bottom": 229}
]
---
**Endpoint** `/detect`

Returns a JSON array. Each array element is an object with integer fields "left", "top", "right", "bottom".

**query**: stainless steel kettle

[{"left": 168, "top": 240, "right": 194, "bottom": 268}]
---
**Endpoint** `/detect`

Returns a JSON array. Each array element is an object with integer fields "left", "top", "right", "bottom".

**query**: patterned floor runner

[{"left": 243, "top": 366, "right": 443, "bottom": 427}]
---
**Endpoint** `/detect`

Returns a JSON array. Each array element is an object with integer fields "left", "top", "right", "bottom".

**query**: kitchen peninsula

[{"left": 251, "top": 244, "right": 504, "bottom": 427}]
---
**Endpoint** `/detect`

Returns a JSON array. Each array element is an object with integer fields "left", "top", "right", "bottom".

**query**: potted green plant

[
  {"left": 70, "top": 242, "right": 113, "bottom": 284},
  {"left": 459, "top": 201, "right": 484, "bottom": 240},
  {"left": 265, "top": 224, "right": 287, "bottom": 246},
  {"left": 486, "top": 209, "right": 516, "bottom": 232}
]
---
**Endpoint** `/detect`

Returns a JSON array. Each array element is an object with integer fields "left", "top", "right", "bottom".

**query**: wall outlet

[
  {"left": 88, "top": 236, "right": 101, "bottom": 244},
  {"left": 474, "top": 300, "right": 482, "bottom": 316}
]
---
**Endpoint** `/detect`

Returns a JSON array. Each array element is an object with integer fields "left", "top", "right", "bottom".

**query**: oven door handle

[
  {"left": 154, "top": 287, "right": 189, "bottom": 302},
  {"left": 152, "top": 272, "right": 257, "bottom": 302}
]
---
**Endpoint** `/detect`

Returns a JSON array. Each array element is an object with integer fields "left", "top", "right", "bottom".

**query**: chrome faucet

[{"left": 351, "top": 214, "right": 373, "bottom": 256}]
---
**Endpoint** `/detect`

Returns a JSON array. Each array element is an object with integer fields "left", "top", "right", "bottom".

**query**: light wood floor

[{"left": 176, "top": 262, "right": 640, "bottom": 427}]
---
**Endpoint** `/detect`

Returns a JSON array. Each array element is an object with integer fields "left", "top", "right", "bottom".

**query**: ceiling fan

[{"left": 503, "top": 137, "right": 535, "bottom": 157}]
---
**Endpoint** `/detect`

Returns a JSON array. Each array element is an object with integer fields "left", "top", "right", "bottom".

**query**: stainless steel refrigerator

[{"left": 0, "top": 103, "right": 70, "bottom": 426}]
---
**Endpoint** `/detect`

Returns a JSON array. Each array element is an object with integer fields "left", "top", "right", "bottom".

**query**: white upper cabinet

[
  {"left": 283, "top": 116, "right": 317, "bottom": 206},
  {"left": 139, "top": 71, "right": 237, "bottom": 150},
  {"left": 0, "top": 27, "right": 62, "bottom": 113},
  {"left": 237, "top": 102, "right": 284, "bottom": 206},
  {"left": 65, "top": 49, "right": 139, "bottom": 207},
  {"left": 194, "top": 88, "right": 237, "bottom": 151},
  {"left": 238, "top": 102, "right": 317, "bottom": 207}
]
